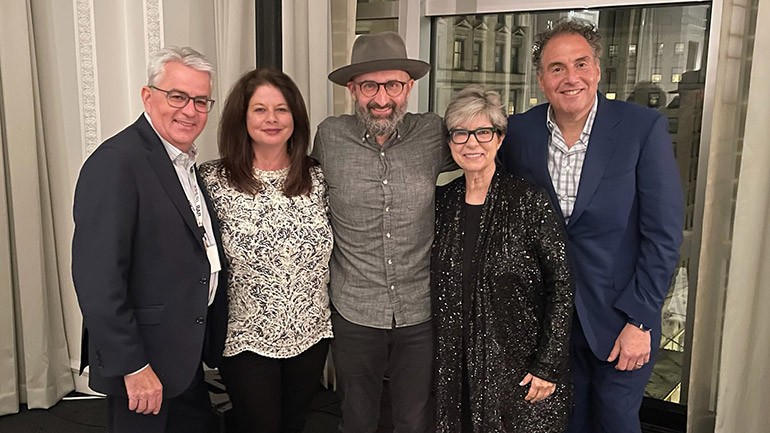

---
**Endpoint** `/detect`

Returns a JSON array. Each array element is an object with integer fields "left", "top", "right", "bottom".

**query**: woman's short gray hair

[
  {"left": 444, "top": 85, "right": 507, "bottom": 135},
  {"left": 147, "top": 46, "right": 214, "bottom": 89}
]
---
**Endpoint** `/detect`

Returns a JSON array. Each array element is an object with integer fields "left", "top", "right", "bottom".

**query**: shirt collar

[
  {"left": 144, "top": 112, "right": 198, "bottom": 169},
  {"left": 545, "top": 94, "right": 599, "bottom": 144},
  {"left": 357, "top": 116, "right": 406, "bottom": 145}
]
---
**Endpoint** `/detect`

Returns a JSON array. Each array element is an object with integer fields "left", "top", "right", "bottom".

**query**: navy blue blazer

[
  {"left": 72, "top": 115, "right": 228, "bottom": 398},
  {"left": 499, "top": 95, "right": 683, "bottom": 360}
]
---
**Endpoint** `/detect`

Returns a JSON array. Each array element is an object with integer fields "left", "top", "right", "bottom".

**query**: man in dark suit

[
  {"left": 72, "top": 46, "right": 227, "bottom": 433},
  {"left": 500, "top": 21, "right": 683, "bottom": 433}
]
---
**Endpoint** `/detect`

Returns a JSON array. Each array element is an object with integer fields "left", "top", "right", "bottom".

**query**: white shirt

[
  {"left": 144, "top": 112, "right": 219, "bottom": 305},
  {"left": 546, "top": 96, "right": 599, "bottom": 222}
]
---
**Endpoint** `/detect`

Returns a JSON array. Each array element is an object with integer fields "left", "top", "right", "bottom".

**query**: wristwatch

[{"left": 628, "top": 319, "right": 652, "bottom": 332}]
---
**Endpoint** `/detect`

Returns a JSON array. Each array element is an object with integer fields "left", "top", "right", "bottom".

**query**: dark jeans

[
  {"left": 107, "top": 364, "right": 215, "bottom": 433},
  {"left": 331, "top": 312, "right": 434, "bottom": 433},
  {"left": 219, "top": 339, "right": 330, "bottom": 433}
]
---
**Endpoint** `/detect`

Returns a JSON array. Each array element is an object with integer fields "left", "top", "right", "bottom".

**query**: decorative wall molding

[
  {"left": 144, "top": 0, "right": 164, "bottom": 58},
  {"left": 74, "top": 0, "right": 100, "bottom": 156}
]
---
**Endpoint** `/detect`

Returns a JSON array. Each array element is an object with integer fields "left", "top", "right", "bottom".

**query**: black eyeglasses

[
  {"left": 354, "top": 80, "right": 407, "bottom": 98},
  {"left": 448, "top": 127, "right": 499, "bottom": 144},
  {"left": 149, "top": 86, "right": 215, "bottom": 113}
]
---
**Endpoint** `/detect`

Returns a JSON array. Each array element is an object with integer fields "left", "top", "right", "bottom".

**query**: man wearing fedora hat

[{"left": 312, "top": 31, "right": 453, "bottom": 432}]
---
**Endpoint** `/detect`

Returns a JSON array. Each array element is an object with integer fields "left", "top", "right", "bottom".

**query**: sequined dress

[{"left": 431, "top": 167, "right": 574, "bottom": 433}]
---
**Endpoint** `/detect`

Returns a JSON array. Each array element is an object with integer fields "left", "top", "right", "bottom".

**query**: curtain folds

[
  {"left": 0, "top": 0, "right": 74, "bottom": 416},
  {"left": 713, "top": 0, "right": 770, "bottom": 431},
  {"left": 687, "top": 0, "right": 765, "bottom": 432}
]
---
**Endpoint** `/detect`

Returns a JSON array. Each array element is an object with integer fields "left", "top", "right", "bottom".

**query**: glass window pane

[{"left": 431, "top": 3, "right": 711, "bottom": 406}]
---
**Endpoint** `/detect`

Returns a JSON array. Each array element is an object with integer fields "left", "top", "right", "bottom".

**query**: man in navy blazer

[
  {"left": 499, "top": 21, "right": 683, "bottom": 433},
  {"left": 72, "top": 47, "right": 227, "bottom": 433}
]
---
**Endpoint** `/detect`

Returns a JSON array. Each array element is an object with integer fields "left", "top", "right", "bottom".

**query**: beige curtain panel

[{"left": 0, "top": 0, "right": 75, "bottom": 416}]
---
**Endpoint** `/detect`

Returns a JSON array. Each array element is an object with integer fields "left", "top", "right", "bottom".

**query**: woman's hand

[{"left": 519, "top": 373, "right": 556, "bottom": 403}]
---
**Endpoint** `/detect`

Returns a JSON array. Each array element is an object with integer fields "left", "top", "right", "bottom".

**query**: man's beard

[{"left": 355, "top": 100, "right": 407, "bottom": 138}]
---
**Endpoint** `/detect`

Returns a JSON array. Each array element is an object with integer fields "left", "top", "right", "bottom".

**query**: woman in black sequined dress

[{"left": 432, "top": 85, "right": 574, "bottom": 432}]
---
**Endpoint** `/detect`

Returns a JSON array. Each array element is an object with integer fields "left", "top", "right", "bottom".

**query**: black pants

[
  {"left": 331, "top": 313, "right": 434, "bottom": 433},
  {"left": 107, "top": 364, "right": 215, "bottom": 433},
  {"left": 219, "top": 339, "right": 330, "bottom": 433}
]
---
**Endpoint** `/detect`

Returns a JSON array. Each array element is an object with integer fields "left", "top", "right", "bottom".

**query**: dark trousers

[
  {"left": 107, "top": 364, "right": 215, "bottom": 433},
  {"left": 219, "top": 339, "right": 330, "bottom": 433},
  {"left": 331, "top": 312, "right": 434, "bottom": 433},
  {"left": 566, "top": 317, "right": 658, "bottom": 433}
]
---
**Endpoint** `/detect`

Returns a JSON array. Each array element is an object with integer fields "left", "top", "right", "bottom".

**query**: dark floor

[
  {"left": 0, "top": 384, "right": 341, "bottom": 433},
  {"left": 0, "top": 377, "right": 679, "bottom": 433}
]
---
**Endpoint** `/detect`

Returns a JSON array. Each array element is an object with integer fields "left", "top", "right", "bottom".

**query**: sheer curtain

[
  {"left": 283, "top": 0, "right": 357, "bottom": 132},
  {"left": 713, "top": 0, "right": 770, "bottom": 431},
  {"left": 687, "top": 0, "right": 767, "bottom": 432},
  {"left": 0, "top": 0, "right": 75, "bottom": 415}
]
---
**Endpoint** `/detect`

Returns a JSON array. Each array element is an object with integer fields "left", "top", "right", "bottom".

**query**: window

[
  {"left": 494, "top": 43, "right": 504, "bottom": 72},
  {"left": 672, "top": 67, "right": 683, "bottom": 83},
  {"left": 453, "top": 39, "right": 464, "bottom": 69},
  {"left": 472, "top": 40, "right": 483, "bottom": 71},
  {"left": 431, "top": 4, "right": 711, "bottom": 409},
  {"left": 510, "top": 46, "right": 520, "bottom": 73}
]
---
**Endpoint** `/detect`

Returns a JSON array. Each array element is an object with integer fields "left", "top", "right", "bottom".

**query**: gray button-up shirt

[{"left": 312, "top": 112, "right": 453, "bottom": 329}]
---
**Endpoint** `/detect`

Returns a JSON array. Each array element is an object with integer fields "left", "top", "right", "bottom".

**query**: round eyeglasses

[
  {"left": 448, "top": 127, "right": 499, "bottom": 144},
  {"left": 354, "top": 80, "right": 407, "bottom": 98},
  {"left": 150, "top": 86, "right": 215, "bottom": 113}
]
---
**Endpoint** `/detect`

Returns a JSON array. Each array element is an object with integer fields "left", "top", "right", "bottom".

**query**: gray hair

[
  {"left": 533, "top": 19, "right": 602, "bottom": 74},
  {"left": 444, "top": 85, "right": 507, "bottom": 135},
  {"left": 147, "top": 46, "right": 214, "bottom": 88}
]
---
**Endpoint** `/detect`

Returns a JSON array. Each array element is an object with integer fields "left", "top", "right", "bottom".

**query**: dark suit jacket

[
  {"left": 499, "top": 95, "right": 683, "bottom": 360},
  {"left": 72, "top": 115, "right": 228, "bottom": 398}
]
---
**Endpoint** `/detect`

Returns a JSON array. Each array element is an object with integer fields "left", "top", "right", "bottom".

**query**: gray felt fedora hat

[{"left": 328, "top": 31, "right": 431, "bottom": 86}]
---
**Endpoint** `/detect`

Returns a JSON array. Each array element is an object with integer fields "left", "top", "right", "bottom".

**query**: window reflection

[{"left": 431, "top": 3, "right": 710, "bottom": 405}]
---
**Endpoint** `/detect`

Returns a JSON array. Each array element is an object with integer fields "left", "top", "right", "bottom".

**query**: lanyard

[{"left": 185, "top": 164, "right": 210, "bottom": 247}]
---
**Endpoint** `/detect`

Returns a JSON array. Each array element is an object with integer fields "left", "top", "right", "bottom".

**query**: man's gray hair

[
  {"left": 147, "top": 46, "right": 214, "bottom": 88},
  {"left": 444, "top": 85, "right": 507, "bottom": 135},
  {"left": 532, "top": 19, "right": 602, "bottom": 74}
]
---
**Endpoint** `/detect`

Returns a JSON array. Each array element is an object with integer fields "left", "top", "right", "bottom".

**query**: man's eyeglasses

[
  {"left": 354, "top": 80, "right": 407, "bottom": 98},
  {"left": 149, "top": 86, "right": 215, "bottom": 113},
  {"left": 448, "top": 127, "right": 500, "bottom": 144}
]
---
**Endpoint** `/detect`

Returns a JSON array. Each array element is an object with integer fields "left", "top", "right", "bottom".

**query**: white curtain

[
  {"left": 0, "top": 0, "right": 75, "bottom": 415},
  {"left": 713, "top": 0, "right": 770, "bottom": 431},
  {"left": 283, "top": 0, "right": 357, "bottom": 135},
  {"left": 687, "top": 0, "right": 767, "bottom": 432}
]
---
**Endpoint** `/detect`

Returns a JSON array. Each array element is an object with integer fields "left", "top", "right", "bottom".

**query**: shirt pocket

[{"left": 400, "top": 172, "right": 435, "bottom": 211}]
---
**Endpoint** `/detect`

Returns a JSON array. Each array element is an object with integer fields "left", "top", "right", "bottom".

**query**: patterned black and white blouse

[{"left": 200, "top": 160, "right": 334, "bottom": 359}]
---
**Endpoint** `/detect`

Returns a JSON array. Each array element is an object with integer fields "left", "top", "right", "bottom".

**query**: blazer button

[
  {"left": 195, "top": 317, "right": 204, "bottom": 325},
  {"left": 199, "top": 277, "right": 208, "bottom": 285}
]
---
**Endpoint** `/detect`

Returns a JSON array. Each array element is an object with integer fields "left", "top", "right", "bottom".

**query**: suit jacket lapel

[
  {"left": 568, "top": 97, "right": 620, "bottom": 229},
  {"left": 136, "top": 116, "right": 205, "bottom": 249}
]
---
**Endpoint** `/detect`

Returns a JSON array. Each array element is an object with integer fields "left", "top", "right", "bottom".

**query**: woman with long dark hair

[{"left": 200, "top": 68, "right": 332, "bottom": 433}]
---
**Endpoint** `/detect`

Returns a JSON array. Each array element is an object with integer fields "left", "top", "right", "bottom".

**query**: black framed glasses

[
  {"left": 354, "top": 80, "right": 407, "bottom": 97},
  {"left": 149, "top": 86, "right": 215, "bottom": 113},
  {"left": 448, "top": 127, "right": 499, "bottom": 144}
]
